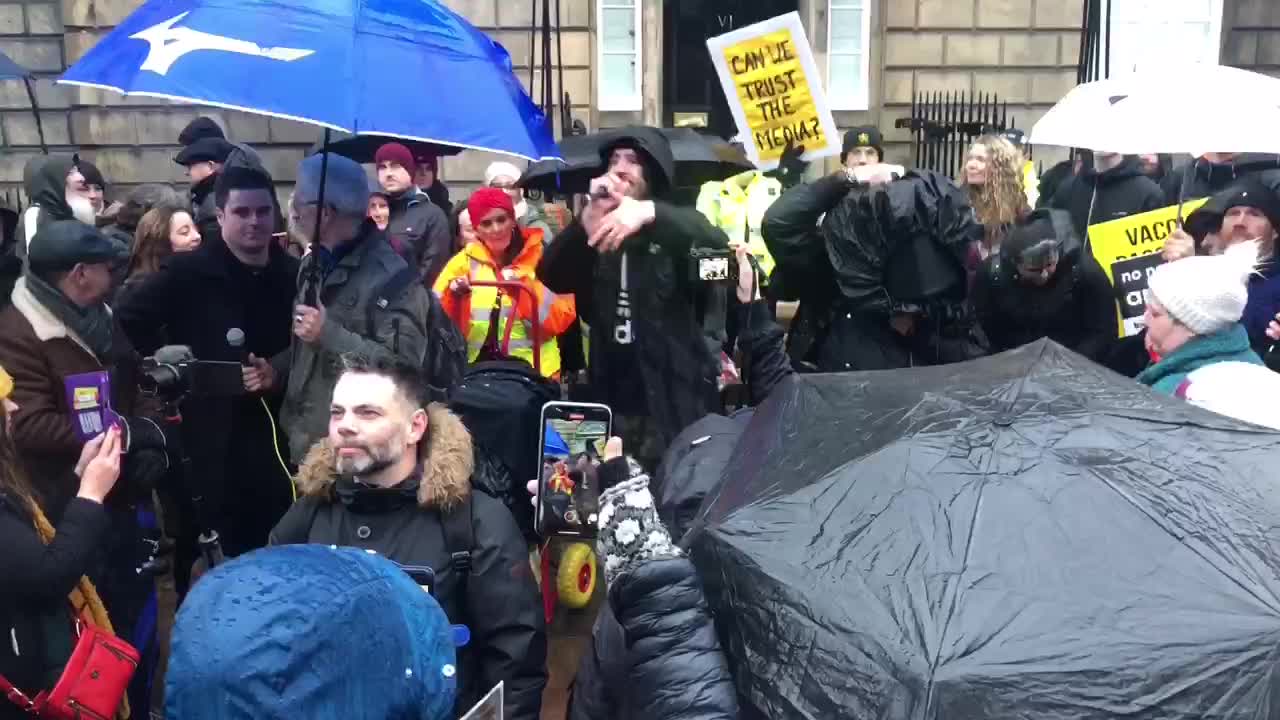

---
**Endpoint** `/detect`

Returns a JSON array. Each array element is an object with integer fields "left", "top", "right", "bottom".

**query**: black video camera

[{"left": 139, "top": 346, "right": 245, "bottom": 401}]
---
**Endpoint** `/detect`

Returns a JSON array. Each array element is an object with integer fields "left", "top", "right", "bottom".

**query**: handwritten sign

[
  {"left": 707, "top": 12, "right": 841, "bottom": 170},
  {"left": 1088, "top": 198, "right": 1208, "bottom": 336}
]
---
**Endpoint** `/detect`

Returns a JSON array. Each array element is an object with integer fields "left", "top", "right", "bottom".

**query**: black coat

[
  {"left": 539, "top": 205, "right": 727, "bottom": 445},
  {"left": 385, "top": 187, "right": 452, "bottom": 287},
  {"left": 1159, "top": 154, "right": 1280, "bottom": 205},
  {"left": 269, "top": 405, "right": 546, "bottom": 720},
  {"left": 972, "top": 247, "right": 1117, "bottom": 362},
  {"left": 188, "top": 173, "right": 221, "bottom": 247},
  {"left": 116, "top": 237, "right": 300, "bottom": 555},
  {"left": 762, "top": 172, "right": 984, "bottom": 371},
  {"left": 0, "top": 495, "right": 109, "bottom": 720},
  {"left": 1049, "top": 156, "right": 1166, "bottom": 239},
  {"left": 569, "top": 558, "right": 739, "bottom": 720}
]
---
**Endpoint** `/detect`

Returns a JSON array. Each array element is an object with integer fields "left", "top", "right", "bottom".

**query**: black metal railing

[{"left": 894, "top": 92, "right": 1014, "bottom": 179}]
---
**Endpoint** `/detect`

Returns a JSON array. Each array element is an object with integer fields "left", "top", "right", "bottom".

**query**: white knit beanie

[
  {"left": 1148, "top": 241, "right": 1259, "bottom": 335},
  {"left": 484, "top": 161, "right": 522, "bottom": 187}
]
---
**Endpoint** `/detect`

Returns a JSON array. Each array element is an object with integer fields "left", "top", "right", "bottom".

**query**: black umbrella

[
  {"left": 305, "top": 131, "right": 464, "bottom": 164},
  {"left": 519, "top": 127, "right": 752, "bottom": 194},
  {"left": 690, "top": 339, "right": 1280, "bottom": 719},
  {"left": 0, "top": 51, "right": 45, "bottom": 154}
]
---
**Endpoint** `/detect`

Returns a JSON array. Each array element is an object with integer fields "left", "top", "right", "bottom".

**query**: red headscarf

[{"left": 467, "top": 187, "right": 515, "bottom": 225}]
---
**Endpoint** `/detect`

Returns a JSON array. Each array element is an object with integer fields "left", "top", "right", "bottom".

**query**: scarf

[
  {"left": 29, "top": 500, "right": 130, "bottom": 720},
  {"left": 23, "top": 269, "right": 114, "bottom": 360}
]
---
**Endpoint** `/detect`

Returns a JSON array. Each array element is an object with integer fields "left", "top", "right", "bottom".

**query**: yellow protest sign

[
  {"left": 707, "top": 12, "right": 841, "bottom": 170},
  {"left": 1088, "top": 198, "right": 1209, "bottom": 337}
]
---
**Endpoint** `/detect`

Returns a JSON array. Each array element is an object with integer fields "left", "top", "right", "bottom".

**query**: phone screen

[{"left": 537, "top": 403, "right": 612, "bottom": 539}]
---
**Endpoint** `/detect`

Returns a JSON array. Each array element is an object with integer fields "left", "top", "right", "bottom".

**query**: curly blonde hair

[{"left": 961, "top": 135, "right": 1029, "bottom": 237}]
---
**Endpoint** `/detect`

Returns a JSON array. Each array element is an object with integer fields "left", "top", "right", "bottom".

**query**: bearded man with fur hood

[{"left": 269, "top": 354, "right": 546, "bottom": 720}]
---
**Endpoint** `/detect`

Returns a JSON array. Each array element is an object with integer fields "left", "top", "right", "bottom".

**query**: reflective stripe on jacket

[
  {"left": 434, "top": 228, "right": 575, "bottom": 377},
  {"left": 697, "top": 170, "right": 783, "bottom": 278}
]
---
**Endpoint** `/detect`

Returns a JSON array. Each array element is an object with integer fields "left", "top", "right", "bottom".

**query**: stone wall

[
  {"left": 0, "top": 0, "right": 595, "bottom": 203},
  {"left": 876, "top": 0, "right": 1083, "bottom": 169},
  {"left": 1223, "top": 0, "right": 1280, "bottom": 79}
]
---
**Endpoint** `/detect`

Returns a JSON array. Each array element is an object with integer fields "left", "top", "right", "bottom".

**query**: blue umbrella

[
  {"left": 57, "top": 0, "right": 560, "bottom": 162},
  {"left": 543, "top": 425, "right": 570, "bottom": 457}
]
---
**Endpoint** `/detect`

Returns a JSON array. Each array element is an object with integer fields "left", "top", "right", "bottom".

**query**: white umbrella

[{"left": 1030, "top": 64, "right": 1280, "bottom": 155}]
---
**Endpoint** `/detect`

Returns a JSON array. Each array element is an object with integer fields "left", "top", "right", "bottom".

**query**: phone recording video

[{"left": 536, "top": 402, "right": 613, "bottom": 539}]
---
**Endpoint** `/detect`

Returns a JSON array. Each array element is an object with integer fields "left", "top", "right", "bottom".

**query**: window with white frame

[
  {"left": 597, "top": 0, "right": 642, "bottom": 111},
  {"left": 1105, "top": 0, "right": 1223, "bottom": 75},
  {"left": 828, "top": 0, "right": 872, "bottom": 110}
]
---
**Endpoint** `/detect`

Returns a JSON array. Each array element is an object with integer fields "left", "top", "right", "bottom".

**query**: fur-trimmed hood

[{"left": 293, "top": 403, "right": 474, "bottom": 511}]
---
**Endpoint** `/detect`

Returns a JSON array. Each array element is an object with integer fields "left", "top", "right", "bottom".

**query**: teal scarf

[{"left": 1136, "top": 324, "right": 1262, "bottom": 395}]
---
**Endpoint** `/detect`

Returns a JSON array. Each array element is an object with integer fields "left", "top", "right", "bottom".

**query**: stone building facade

[{"left": 0, "top": 0, "right": 1275, "bottom": 201}]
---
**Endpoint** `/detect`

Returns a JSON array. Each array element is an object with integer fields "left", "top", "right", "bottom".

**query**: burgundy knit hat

[
  {"left": 467, "top": 187, "right": 515, "bottom": 224},
  {"left": 374, "top": 143, "right": 417, "bottom": 176}
]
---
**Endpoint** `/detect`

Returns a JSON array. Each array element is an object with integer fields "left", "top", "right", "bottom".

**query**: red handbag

[{"left": 1, "top": 620, "right": 139, "bottom": 720}]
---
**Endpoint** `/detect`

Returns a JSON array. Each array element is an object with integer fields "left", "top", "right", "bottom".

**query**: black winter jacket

[
  {"left": 269, "top": 405, "right": 546, "bottom": 720},
  {"left": 570, "top": 299, "right": 793, "bottom": 720},
  {"left": 539, "top": 206, "right": 727, "bottom": 442},
  {"left": 1159, "top": 154, "right": 1280, "bottom": 205},
  {"left": 570, "top": 559, "right": 738, "bottom": 720},
  {"left": 13, "top": 155, "right": 79, "bottom": 262},
  {"left": 972, "top": 247, "right": 1117, "bottom": 362},
  {"left": 386, "top": 186, "right": 452, "bottom": 286},
  {"left": 116, "top": 236, "right": 300, "bottom": 555},
  {"left": 188, "top": 173, "right": 221, "bottom": 247},
  {"left": 762, "top": 171, "right": 983, "bottom": 371},
  {"left": 1048, "top": 156, "right": 1165, "bottom": 240},
  {"left": 0, "top": 495, "right": 109, "bottom": 720}
]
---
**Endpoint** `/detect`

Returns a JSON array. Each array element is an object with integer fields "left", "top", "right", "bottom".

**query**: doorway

[{"left": 662, "top": 0, "right": 801, "bottom": 138}]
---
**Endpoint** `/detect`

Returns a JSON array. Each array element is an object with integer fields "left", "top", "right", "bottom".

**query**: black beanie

[
  {"left": 842, "top": 126, "right": 884, "bottom": 162},
  {"left": 178, "top": 116, "right": 226, "bottom": 146}
]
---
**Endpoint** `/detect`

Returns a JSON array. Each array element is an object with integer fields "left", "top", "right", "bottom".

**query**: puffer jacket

[
  {"left": 278, "top": 223, "right": 433, "bottom": 460},
  {"left": 569, "top": 558, "right": 739, "bottom": 720},
  {"left": 269, "top": 405, "right": 547, "bottom": 720},
  {"left": 570, "top": 300, "right": 793, "bottom": 720}
]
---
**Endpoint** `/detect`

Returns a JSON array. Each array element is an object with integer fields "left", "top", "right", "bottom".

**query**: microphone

[
  {"left": 226, "top": 328, "right": 249, "bottom": 366},
  {"left": 589, "top": 185, "right": 611, "bottom": 200}
]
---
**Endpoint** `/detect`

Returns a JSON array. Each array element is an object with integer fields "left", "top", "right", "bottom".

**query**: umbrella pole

[
  {"left": 313, "top": 128, "right": 330, "bottom": 248},
  {"left": 23, "top": 78, "right": 46, "bottom": 154}
]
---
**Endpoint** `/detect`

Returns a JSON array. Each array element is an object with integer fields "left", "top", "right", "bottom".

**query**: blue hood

[{"left": 166, "top": 545, "right": 456, "bottom": 720}]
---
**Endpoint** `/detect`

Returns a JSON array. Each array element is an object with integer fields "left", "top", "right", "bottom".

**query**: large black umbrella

[
  {"left": 0, "top": 50, "right": 46, "bottom": 153},
  {"left": 689, "top": 339, "right": 1280, "bottom": 719},
  {"left": 519, "top": 127, "right": 752, "bottom": 194},
  {"left": 305, "top": 131, "right": 464, "bottom": 163}
]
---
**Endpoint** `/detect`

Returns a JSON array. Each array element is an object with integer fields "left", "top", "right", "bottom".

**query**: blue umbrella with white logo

[{"left": 58, "top": 0, "right": 560, "bottom": 162}]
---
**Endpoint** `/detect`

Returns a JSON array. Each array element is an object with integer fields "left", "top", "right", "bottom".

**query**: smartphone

[
  {"left": 535, "top": 402, "right": 613, "bottom": 539},
  {"left": 400, "top": 564, "right": 435, "bottom": 595}
]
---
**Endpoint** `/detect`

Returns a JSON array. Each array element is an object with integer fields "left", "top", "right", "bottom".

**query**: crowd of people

[{"left": 1, "top": 109, "right": 1279, "bottom": 720}]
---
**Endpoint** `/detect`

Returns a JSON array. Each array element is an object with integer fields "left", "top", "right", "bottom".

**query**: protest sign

[
  {"left": 707, "top": 12, "right": 841, "bottom": 170},
  {"left": 1088, "top": 198, "right": 1208, "bottom": 336}
]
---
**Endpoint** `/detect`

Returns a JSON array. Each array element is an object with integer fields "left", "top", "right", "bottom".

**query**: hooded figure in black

[
  {"left": 3, "top": 156, "right": 94, "bottom": 309},
  {"left": 537, "top": 126, "right": 729, "bottom": 470},
  {"left": 1048, "top": 153, "right": 1166, "bottom": 240},
  {"left": 13, "top": 155, "right": 93, "bottom": 261},
  {"left": 971, "top": 209, "right": 1117, "bottom": 362},
  {"left": 763, "top": 168, "right": 986, "bottom": 372}
]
